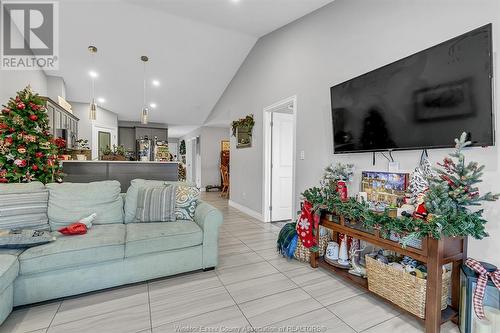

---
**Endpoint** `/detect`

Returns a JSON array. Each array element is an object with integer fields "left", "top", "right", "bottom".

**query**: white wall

[
  {"left": 208, "top": 0, "right": 500, "bottom": 266},
  {"left": 180, "top": 126, "right": 230, "bottom": 188},
  {"left": 0, "top": 70, "right": 48, "bottom": 106},
  {"left": 46, "top": 76, "right": 66, "bottom": 101},
  {"left": 71, "top": 101, "right": 119, "bottom": 158}
]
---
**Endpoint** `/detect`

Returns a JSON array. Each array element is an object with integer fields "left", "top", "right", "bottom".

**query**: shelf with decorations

[{"left": 283, "top": 133, "right": 499, "bottom": 333}]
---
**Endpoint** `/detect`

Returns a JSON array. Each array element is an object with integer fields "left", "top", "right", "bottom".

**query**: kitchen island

[{"left": 61, "top": 160, "right": 180, "bottom": 192}]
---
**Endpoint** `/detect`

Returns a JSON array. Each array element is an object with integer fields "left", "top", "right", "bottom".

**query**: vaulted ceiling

[{"left": 47, "top": 0, "right": 334, "bottom": 129}]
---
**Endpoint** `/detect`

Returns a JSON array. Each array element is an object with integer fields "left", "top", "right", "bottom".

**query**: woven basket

[
  {"left": 294, "top": 227, "right": 331, "bottom": 262},
  {"left": 365, "top": 256, "right": 451, "bottom": 318}
]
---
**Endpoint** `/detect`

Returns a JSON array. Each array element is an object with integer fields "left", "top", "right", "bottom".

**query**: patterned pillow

[
  {"left": 175, "top": 185, "right": 200, "bottom": 221},
  {"left": 0, "top": 229, "right": 55, "bottom": 249},
  {"left": 135, "top": 185, "right": 177, "bottom": 222}
]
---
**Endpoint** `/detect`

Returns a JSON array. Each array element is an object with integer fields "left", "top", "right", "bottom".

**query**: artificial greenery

[
  {"left": 74, "top": 138, "right": 90, "bottom": 150},
  {"left": 231, "top": 114, "right": 255, "bottom": 137},
  {"left": 321, "top": 162, "right": 354, "bottom": 188},
  {"left": 301, "top": 133, "right": 499, "bottom": 247},
  {"left": 0, "top": 86, "right": 62, "bottom": 183}
]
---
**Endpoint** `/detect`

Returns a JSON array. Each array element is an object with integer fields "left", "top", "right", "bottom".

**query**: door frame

[
  {"left": 262, "top": 95, "right": 297, "bottom": 223},
  {"left": 91, "top": 124, "right": 117, "bottom": 160}
]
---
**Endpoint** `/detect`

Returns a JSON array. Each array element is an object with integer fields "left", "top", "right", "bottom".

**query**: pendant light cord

[{"left": 143, "top": 61, "right": 146, "bottom": 107}]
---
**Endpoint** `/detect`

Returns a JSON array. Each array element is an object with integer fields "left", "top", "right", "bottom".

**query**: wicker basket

[
  {"left": 365, "top": 255, "right": 451, "bottom": 318},
  {"left": 294, "top": 227, "right": 331, "bottom": 262}
]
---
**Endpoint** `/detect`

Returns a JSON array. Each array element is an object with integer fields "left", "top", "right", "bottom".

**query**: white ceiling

[{"left": 48, "top": 0, "right": 334, "bottom": 136}]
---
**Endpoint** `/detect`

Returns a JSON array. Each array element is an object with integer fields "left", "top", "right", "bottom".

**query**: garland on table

[
  {"left": 231, "top": 114, "right": 255, "bottom": 137},
  {"left": 301, "top": 133, "right": 499, "bottom": 247}
]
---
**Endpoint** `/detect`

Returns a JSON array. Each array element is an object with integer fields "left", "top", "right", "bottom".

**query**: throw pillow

[
  {"left": 0, "top": 229, "right": 55, "bottom": 249},
  {"left": 124, "top": 179, "right": 195, "bottom": 223},
  {"left": 175, "top": 185, "right": 200, "bottom": 221},
  {"left": 135, "top": 185, "right": 177, "bottom": 222},
  {"left": 0, "top": 181, "right": 50, "bottom": 231}
]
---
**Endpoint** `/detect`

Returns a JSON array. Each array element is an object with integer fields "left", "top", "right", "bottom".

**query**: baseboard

[{"left": 228, "top": 200, "right": 264, "bottom": 221}]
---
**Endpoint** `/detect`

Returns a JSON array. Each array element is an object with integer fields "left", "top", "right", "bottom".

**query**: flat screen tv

[{"left": 331, "top": 24, "right": 494, "bottom": 154}]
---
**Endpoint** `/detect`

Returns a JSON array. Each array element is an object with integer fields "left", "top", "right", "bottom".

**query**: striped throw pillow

[
  {"left": 0, "top": 188, "right": 50, "bottom": 231},
  {"left": 135, "top": 185, "right": 176, "bottom": 222}
]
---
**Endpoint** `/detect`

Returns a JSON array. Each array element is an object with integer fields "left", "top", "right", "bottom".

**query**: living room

[{"left": 0, "top": 1, "right": 499, "bottom": 333}]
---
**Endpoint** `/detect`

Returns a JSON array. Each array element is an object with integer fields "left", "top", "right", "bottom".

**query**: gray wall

[
  {"left": 208, "top": 0, "right": 500, "bottom": 265},
  {"left": 180, "top": 126, "right": 229, "bottom": 188}
]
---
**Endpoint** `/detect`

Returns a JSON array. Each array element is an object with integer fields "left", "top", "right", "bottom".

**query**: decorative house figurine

[
  {"left": 325, "top": 241, "right": 339, "bottom": 261},
  {"left": 460, "top": 261, "right": 500, "bottom": 333}
]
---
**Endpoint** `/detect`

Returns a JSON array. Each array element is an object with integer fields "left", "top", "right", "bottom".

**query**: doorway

[
  {"left": 263, "top": 96, "right": 297, "bottom": 223},
  {"left": 185, "top": 136, "right": 201, "bottom": 187},
  {"left": 98, "top": 131, "right": 111, "bottom": 159}
]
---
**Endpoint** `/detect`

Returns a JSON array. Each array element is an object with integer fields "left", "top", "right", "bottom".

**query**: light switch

[{"left": 300, "top": 150, "right": 305, "bottom": 160}]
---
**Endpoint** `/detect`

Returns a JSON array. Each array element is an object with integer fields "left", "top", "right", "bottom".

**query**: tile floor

[{"left": 0, "top": 193, "right": 460, "bottom": 333}]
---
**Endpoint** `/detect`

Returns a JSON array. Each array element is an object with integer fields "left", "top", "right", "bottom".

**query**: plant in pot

[
  {"left": 100, "top": 144, "right": 127, "bottom": 161},
  {"left": 73, "top": 139, "right": 90, "bottom": 160}
]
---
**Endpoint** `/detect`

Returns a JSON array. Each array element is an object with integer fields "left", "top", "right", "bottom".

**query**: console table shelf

[{"left": 311, "top": 214, "right": 466, "bottom": 333}]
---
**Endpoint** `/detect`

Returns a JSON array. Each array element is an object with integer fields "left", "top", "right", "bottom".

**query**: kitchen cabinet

[{"left": 41, "top": 97, "right": 79, "bottom": 147}]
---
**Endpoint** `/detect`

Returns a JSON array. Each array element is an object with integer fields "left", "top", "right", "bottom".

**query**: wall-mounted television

[{"left": 331, "top": 24, "right": 494, "bottom": 154}]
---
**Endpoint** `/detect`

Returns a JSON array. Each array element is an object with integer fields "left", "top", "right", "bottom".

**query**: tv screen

[{"left": 331, "top": 24, "right": 494, "bottom": 154}]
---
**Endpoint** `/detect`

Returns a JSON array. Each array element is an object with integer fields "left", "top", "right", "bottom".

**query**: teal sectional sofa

[{"left": 0, "top": 180, "right": 223, "bottom": 325}]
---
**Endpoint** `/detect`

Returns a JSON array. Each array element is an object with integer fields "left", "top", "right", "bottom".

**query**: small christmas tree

[
  {"left": 179, "top": 139, "right": 186, "bottom": 155},
  {"left": 424, "top": 132, "right": 499, "bottom": 239},
  {"left": 0, "top": 86, "right": 62, "bottom": 183}
]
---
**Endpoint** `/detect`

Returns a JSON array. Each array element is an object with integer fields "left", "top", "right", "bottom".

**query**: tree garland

[
  {"left": 302, "top": 133, "right": 499, "bottom": 247},
  {"left": 231, "top": 115, "right": 255, "bottom": 137}
]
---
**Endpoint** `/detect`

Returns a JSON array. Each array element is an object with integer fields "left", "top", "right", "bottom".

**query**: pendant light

[
  {"left": 88, "top": 45, "right": 98, "bottom": 121},
  {"left": 141, "top": 55, "right": 149, "bottom": 125}
]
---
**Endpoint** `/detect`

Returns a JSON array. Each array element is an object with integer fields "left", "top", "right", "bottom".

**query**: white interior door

[{"left": 271, "top": 112, "right": 294, "bottom": 221}]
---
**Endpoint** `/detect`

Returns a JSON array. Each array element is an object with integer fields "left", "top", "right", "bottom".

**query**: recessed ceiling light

[
  {"left": 231, "top": 0, "right": 240, "bottom": 3},
  {"left": 89, "top": 70, "right": 98, "bottom": 78},
  {"left": 152, "top": 80, "right": 160, "bottom": 87},
  {"left": 97, "top": 97, "right": 106, "bottom": 103},
  {"left": 149, "top": 103, "right": 157, "bottom": 108}
]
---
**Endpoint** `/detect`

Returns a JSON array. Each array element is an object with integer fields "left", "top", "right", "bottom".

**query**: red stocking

[{"left": 296, "top": 201, "right": 317, "bottom": 248}]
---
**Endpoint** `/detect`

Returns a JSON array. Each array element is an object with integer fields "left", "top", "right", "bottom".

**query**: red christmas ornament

[
  {"left": 1, "top": 108, "right": 10, "bottom": 114},
  {"left": 32, "top": 165, "right": 39, "bottom": 171},
  {"left": 14, "top": 159, "right": 27, "bottom": 167},
  {"left": 29, "top": 114, "right": 38, "bottom": 121},
  {"left": 35, "top": 151, "right": 44, "bottom": 158},
  {"left": 0, "top": 178, "right": 8, "bottom": 183},
  {"left": 17, "top": 146, "right": 27, "bottom": 154},
  {"left": 9, "top": 128, "right": 15, "bottom": 133},
  {"left": 4, "top": 137, "right": 13, "bottom": 146},
  {"left": 16, "top": 102, "right": 25, "bottom": 110}
]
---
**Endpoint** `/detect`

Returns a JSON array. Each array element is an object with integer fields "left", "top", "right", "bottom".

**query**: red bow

[{"left": 465, "top": 258, "right": 500, "bottom": 319}]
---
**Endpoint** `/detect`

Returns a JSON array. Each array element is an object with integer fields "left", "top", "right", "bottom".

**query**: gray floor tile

[
  {"left": 238, "top": 289, "right": 322, "bottom": 328},
  {"left": 150, "top": 286, "right": 235, "bottom": 327},
  {"left": 327, "top": 293, "right": 400, "bottom": 332},
  {"left": 52, "top": 284, "right": 148, "bottom": 326},
  {"left": 218, "top": 251, "right": 265, "bottom": 269},
  {"left": 47, "top": 303, "right": 150, "bottom": 333},
  {"left": 216, "top": 261, "right": 279, "bottom": 285},
  {"left": 225, "top": 273, "right": 297, "bottom": 303},
  {"left": 153, "top": 305, "right": 251, "bottom": 333},
  {"left": 0, "top": 302, "right": 60, "bottom": 333},
  {"left": 270, "top": 308, "right": 355, "bottom": 333}
]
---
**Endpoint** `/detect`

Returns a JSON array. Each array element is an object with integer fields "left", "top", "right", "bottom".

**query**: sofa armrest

[{"left": 194, "top": 201, "right": 223, "bottom": 268}]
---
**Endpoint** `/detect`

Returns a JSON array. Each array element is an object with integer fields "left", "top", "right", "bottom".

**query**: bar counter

[{"left": 61, "top": 160, "right": 179, "bottom": 192}]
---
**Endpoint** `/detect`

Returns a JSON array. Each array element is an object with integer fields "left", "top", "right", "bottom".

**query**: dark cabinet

[
  {"left": 119, "top": 127, "right": 136, "bottom": 152},
  {"left": 42, "top": 97, "right": 79, "bottom": 147},
  {"left": 119, "top": 126, "right": 168, "bottom": 158}
]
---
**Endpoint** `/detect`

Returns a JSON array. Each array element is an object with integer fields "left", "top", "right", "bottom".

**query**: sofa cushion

[
  {"left": 0, "top": 255, "right": 19, "bottom": 294},
  {"left": 19, "top": 224, "right": 125, "bottom": 275},
  {"left": 46, "top": 181, "right": 124, "bottom": 230},
  {"left": 0, "top": 181, "right": 49, "bottom": 231},
  {"left": 135, "top": 185, "right": 176, "bottom": 222},
  {"left": 125, "top": 221, "right": 202, "bottom": 257},
  {"left": 124, "top": 179, "right": 197, "bottom": 223}
]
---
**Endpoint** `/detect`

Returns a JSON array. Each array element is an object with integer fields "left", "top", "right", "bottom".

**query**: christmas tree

[
  {"left": 0, "top": 86, "right": 62, "bottom": 183},
  {"left": 423, "top": 132, "right": 499, "bottom": 239}
]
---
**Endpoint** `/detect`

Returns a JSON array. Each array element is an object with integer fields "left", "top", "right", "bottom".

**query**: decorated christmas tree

[
  {"left": 423, "top": 132, "right": 499, "bottom": 239},
  {"left": 0, "top": 86, "right": 62, "bottom": 183}
]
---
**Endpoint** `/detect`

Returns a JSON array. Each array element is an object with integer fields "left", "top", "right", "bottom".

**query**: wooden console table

[{"left": 311, "top": 214, "right": 466, "bottom": 333}]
